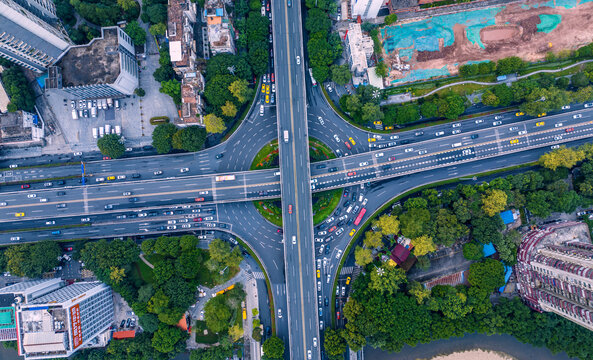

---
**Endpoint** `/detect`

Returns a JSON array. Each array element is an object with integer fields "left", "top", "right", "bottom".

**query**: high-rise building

[
  {"left": 45, "top": 27, "right": 139, "bottom": 99},
  {"left": 0, "top": 279, "right": 114, "bottom": 359},
  {"left": 516, "top": 221, "right": 593, "bottom": 332},
  {"left": 351, "top": 0, "right": 385, "bottom": 20},
  {"left": 0, "top": 0, "right": 71, "bottom": 72}
]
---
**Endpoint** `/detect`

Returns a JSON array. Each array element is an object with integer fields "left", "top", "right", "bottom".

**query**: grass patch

[
  {"left": 135, "top": 259, "right": 155, "bottom": 284},
  {"left": 0, "top": 162, "right": 80, "bottom": 173},
  {"left": 309, "top": 137, "right": 336, "bottom": 162},
  {"left": 193, "top": 320, "right": 220, "bottom": 344},
  {"left": 432, "top": 82, "right": 490, "bottom": 97},
  {"left": 253, "top": 199, "right": 282, "bottom": 227},
  {"left": 313, "top": 189, "right": 342, "bottom": 225},
  {"left": 250, "top": 140, "right": 279, "bottom": 170},
  {"left": 331, "top": 160, "right": 537, "bottom": 328}
]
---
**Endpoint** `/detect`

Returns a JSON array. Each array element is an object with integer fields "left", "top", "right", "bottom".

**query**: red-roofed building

[
  {"left": 177, "top": 315, "right": 189, "bottom": 332},
  {"left": 390, "top": 244, "right": 410, "bottom": 266},
  {"left": 112, "top": 330, "right": 135, "bottom": 339},
  {"left": 423, "top": 270, "right": 466, "bottom": 290}
]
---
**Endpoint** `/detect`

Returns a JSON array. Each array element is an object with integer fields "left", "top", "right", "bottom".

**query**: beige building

[
  {"left": 204, "top": 0, "right": 235, "bottom": 55},
  {"left": 345, "top": 23, "right": 374, "bottom": 85},
  {"left": 167, "top": 0, "right": 197, "bottom": 75}
]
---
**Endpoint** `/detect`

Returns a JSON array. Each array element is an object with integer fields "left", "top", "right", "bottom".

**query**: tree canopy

[{"left": 97, "top": 134, "right": 125, "bottom": 159}]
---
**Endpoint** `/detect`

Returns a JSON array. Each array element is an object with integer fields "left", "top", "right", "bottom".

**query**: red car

[
  {"left": 277, "top": 229, "right": 283, "bottom": 234},
  {"left": 347, "top": 171, "right": 356, "bottom": 177},
  {"left": 193, "top": 217, "right": 203, "bottom": 222},
  {"left": 195, "top": 197, "right": 205, "bottom": 202},
  {"left": 337, "top": 311, "right": 340, "bottom": 320},
  {"left": 389, "top": 156, "right": 396, "bottom": 161},
  {"left": 103, "top": 156, "right": 111, "bottom": 160},
  {"left": 21, "top": 184, "right": 30, "bottom": 189},
  {"left": 344, "top": 141, "right": 351, "bottom": 149},
  {"left": 266, "top": 2, "right": 270, "bottom": 11},
  {"left": 328, "top": 225, "right": 337, "bottom": 232},
  {"left": 565, "top": 127, "right": 574, "bottom": 132},
  {"left": 271, "top": 73, "right": 275, "bottom": 82},
  {"left": 63, "top": 246, "right": 73, "bottom": 251},
  {"left": 288, "top": 205, "right": 293, "bottom": 214}
]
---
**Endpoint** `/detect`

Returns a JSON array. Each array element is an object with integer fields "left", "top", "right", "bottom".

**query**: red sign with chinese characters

[{"left": 69, "top": 304, "right": 82, "bottom": 349}]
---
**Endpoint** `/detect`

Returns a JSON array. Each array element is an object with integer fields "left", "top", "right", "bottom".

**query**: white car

[
  {"left": 319, "top": 245, "right": 325, "bottom": 254},
  {"left": 418, "top": 150, "right": 427, "bottom": 155},
  {"left": 336, "top": 249, "right": 342, "bottom": 259},
  {"left": 404, "top": 148, "right": 413, "bottom": 153},
  {"left": 313, "top": 337, "right": 318, "bottom": 347},
  {"left": 452, "top": 130, "right": 461, "bottom": 134},
  {"left": 317, "top": 116, "right": 324, "bottom": 125},
  {"left": 117, "top": 175, "right": 126, "bottom": 180},
  {"left": 73, "top": 152, "right": 83, "bottom": 156},
  {"left": 554, "top": 135, "right": 563, "bottom": 141},
  {"left": 585, "top": 103, "right": 593, "bottom": 108},
  {"left": 509, "top": 127, "right": 518, "bottom": 131},
  {"left": 307, "top": 350, "right": 311, "bottom": 360},
  {"left": 27, "top": 194, "right": 36, "bottom": 198},
  {"left": 46, "top": 220, "right": 55, "bottom": 225},
  {"left": 494, "top": 115, "right": 503, "bottom": 120},
  {"left": 372, "top": 134, "right": 382, "bottom": 139},
  {"left": 259, "top": 105, "right": 264, "bottom": 116},
  {"left": 9, "top": 164, "right": 17, "bottom": 168},
  {"left": 326, "top": 217, "right": 335, "bottom": 224},
  {"left": 0, "top": 202, "right": 6, "bottom": 206},
  {"left": 10, "top": 237, "right": 20, "bottom": 241},
  {"left": 562, "top": 105, "right": 571, "bottom": 110},
  {"left": 122, "top": 192, "right": 132, "bottom": 196},
  {"left": 327, "top": 85, "right": 333, "bottom": 92},
  {"left": 475, "top": 119, "right": 484, "bottom": 124},
  {"left": 296, "top": 56, "right": 300, "bottom": 65},
  {"left": 168, "top": 220, "right": 177, "bottom": 224},
  {"left": 518, "top": 130, "right": 527, "bottom": 135},
  {"left": 199, "top": 191, "right": 209, "bottom": 195},
  {"left": 181, "top": 224, "right": 191, "bottom": 228},
  {"left": 81, "top": 218, "right": 90, "bottom": 222},
  {"left": 180, "top": 168, "right": 189, "bottom": 173},
  {"left": 551, "top": 145, "right": 560, "bottom": 149},
  {"left": 452, "top": 123, "right": 461, "bottom": 128},
  {"left": 492, "top": 121, "right": 502, "bottom": 126},
  {"left": 333, "top": 134, "right": 341, "bottom": 143},
  {"left": 318, "top": 231, "right": 327, "bottom": 236},
  {"left": 359, "top": 161, "right": 368, "bottom": 166},
  {"left": 39, "top": 198, "right": 47, "bottom": 203},
  {"left": 389, "top": 135, "right": 399, "bottom": 140},
  {"left": 435, "top": 131, "right": 444, "bottom": 136},
  {"left": 204, "top": 216, "right": 214, "bottom": 221},
  {"left": 278, "top": 308, "right": 282, "bottom": 319},
  {"left": 555, "top": 123, "right": 563, "bottom": 128},
  {"left": 375, "top": 152, "right": 384, "bottom": 158},
  {"left": 574, "top": 114, "right": 582, "bottom": 119}
]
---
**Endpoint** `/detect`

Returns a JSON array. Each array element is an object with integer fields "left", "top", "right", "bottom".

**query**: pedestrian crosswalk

[
  {"left": 252, "top": 272, "right": 265, "bottom": 280},
  {"left": 340, "top": 266, "right": 354, "bottom": 275}
]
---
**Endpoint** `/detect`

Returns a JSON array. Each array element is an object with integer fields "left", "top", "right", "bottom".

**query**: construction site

[{"left": 379, "top": 0, "right": 593, "bottom": 86}]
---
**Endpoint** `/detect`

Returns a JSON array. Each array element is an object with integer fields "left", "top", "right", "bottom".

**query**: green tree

[
  {"left": 375, "top": 62, "right": 388, "bottom": 78},
  {"left": 0, "top": 67, "right": 35, "bottom": 112},
  {"left": 228, "top": 79, "right": 254, "bottom": 104},
  {"left": 395, "top": 104, "right": 420, "bottom": 124},
  {"left": 145, "top": 3, "right": 167, "bottom": 24},
  {"left": 408, "top": 281, "right": 431, "bottom": 304},
  {"left": 399, "top": 207, "right": 430, "bottom": 238},
  {"left": 372, "top": 214, "right": 399, "bottom": 235},
  {"left": 539, "top": 146, "right": 584, "bottom": 171},
  {"left": 204, "top": 296, "right": 231, "bottom": 333},
  {"left": 152, "top": 123, "right": 178, "bottom": 154},
  {"left": 571, "top": 71, "right": 590, "bottom": 88},
  {"left": 411, "top": 235, "right": 436, "bottom": 256},
  {"left": 363, "top": 231, "right": 383, "bottom": 249},
  {"left": 496, "top": 56, "right": 525, "bottom": 75},
  {"left": 354, "top": 246, "right": 373, "bottom": 266},
  {"left": 160, "top": 79, "right": 181, "bottom": 104},
  {"left": 331, "top": 64, "right": 352, "bottom": 86},
  {"left": 139, "top": 314, "right": 159, "bottom": 333},
  {"left": 361, "top": 102, "right": 384, "bottom": 123},
  {"left": 481, "top": 89, "right": 500, "bottom": 107},
  {"left": 343, "top": 94, "right": 362, "bottom": 113},
  {"left": 481, "top": 189, "right": 508, "bottom": 217},
  {"left": 204, "top": 74, "right": 237, "bottom": 107},
  {"left": 471, "top": 215, "right": 503, "bottom": 244},
  {"left": 221, "top": 101, "right": 238, "bottom": 118},
  {"left": 152, "top": 324, "right": 186, "bottom": 353},
  {"left": 384, "top": 13, "right": 398, "bottom": 25},
  {"left": 324, "top": 328, "right": 346, "bottom": 359},
  {"left": 495, "top": 230, "right": 519, "bottom": 265},
  {"left": 135, "top": 87, "right": 146, "bottom": 96},
  {"left": 171, "top": 126, "right": 207, "bottom": 152},
  {"left": 153, "top": 65, "right": 176, "bottom": 82},
  {"left": 369, "top": 264, "right": 407, "bottom": 295},
  {"left": 248, "top": 41, "right": 269, "bottom": 76},
  {"left": 97, "top": 134, "right": 125, "bottom": 159},
  {"left": 306, "top": 8, "right": 331, "bottom": 33},
  {"left": 463, "top": 241, "right": 483, "bottom": 260},
  {"left": 204, "top": 114, "right": 227, "bottom": 134},
  {"left": 420, "top": 101, "right": 438, "bottom": 118},
  {"left": 124, "top": 21, "right": 146, "bottom": 45},
  {"left": 149, "top": 22, "right": 167, "bottom": 36},
  {"left": 526, "top": 190, "right": 553, "bottom": 218},
  {"left": 468, "top": 258, "right": 505, "bottom": 291},
  {"left": 4, "top": 241, "right": 60, "bottom": 278},
  {"left": 432, "top": 208, "right": 467, "bottom": 246},
  {"left": 262, "top": 336, "right": 285, "bottom": 359}
]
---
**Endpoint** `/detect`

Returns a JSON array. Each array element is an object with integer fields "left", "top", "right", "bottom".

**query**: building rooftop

[
  {"left": 180, "top": 72, "right": 204, "bottom": 124},
  {"left": 29, "top": 282, "right": 101, "bottom": 305},
  {"left": 112, "top": 330, "right": 135, "bottom": 339},
  {"left": 346, "top": 23, "right": 374, "bottom": 76},
  {"left": 56, "top": 28, "right": 120, "bottom": 87},
  {"left": 0, "top": 111, "right": 43, "bottom": 144}
]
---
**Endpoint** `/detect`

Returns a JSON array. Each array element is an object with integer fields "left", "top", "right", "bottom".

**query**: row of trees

[
  {"left": 69, "top": 0, "right": 140, "bottom": 27},
  {"left": 326, "top": 263, "right": 593, "bottom": 360},
  {"left": 458, "top": 57, "right": 522, "bottom": 78},
  {"left": 0, "top": 241, "right": 61, "bottom": 278},
  {"left": 305, "top": 0, "right": 343, "bottom": 82},
  {"left": 140, "top": 0, "right": 168, "bottom": 36},
  {"left": 0, "top": 59, "right": 36, "bottom": 112},
  {"left": 151, "top": 123, "right": 207, "bottom": 154},
  {"left": 480, "top": 66, "right": 593, "bottom": 116}
]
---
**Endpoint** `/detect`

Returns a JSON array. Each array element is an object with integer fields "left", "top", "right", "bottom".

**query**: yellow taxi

[
  {"left": 346, "top": 276, "right": 351, "bottom": 285},
  {"left": 373, "top": 121, "right": 383, "bottom": 126},
  {"left": 317, "top": 269, "right": 320, "bottom": 278},
  {"left": 515, "top": 112, "right": 524, "bottom": 116},
  {"left": 536, "top": 121, "right": 545, "bottom": 126},
  {"left": 349, "top": 229, "right": 356, "bottom": 236},
  {"left": 385, "top": 126, "right": 394, "bottom": 130},
  {"left": 15, "top": 212, "right": 25, "bottom": 217},
  {"left": 349, "top": 137, "right": 356, "bottom": 145},
  {"left": 265, "top": 95, "right": 270, "bottom": 104},
  {"left": 107, "top": 176, "right": 116, "bottom": 181},
  {"left": 537, "top": 113, "right": 547, "bottom": 117},
  {"left": 266, "top": 85, "right": 270, "bottom": 95},
  {"left": 368, "top": 138, "right": 376, "bottom": 143},
  {"left": 510, "top": 139, "right": 519, "bottom": 144},
  {"left": 261, "top": 83, "right": 266, "bottom": 93}
]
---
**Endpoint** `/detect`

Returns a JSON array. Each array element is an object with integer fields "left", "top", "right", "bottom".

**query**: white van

[
  {"left": 346, "top": 205, "right": 354, "bottom": 214},
  {"left": 72, "top": 109, "right": 78, "bottom": 120},
  {"left": 451, "top": 142, "right": 462, "bottom": 148}
]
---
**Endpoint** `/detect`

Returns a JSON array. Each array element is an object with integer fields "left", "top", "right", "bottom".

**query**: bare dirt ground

[{"left": 381, "top": 0, "right": 593, "bottom": 84}]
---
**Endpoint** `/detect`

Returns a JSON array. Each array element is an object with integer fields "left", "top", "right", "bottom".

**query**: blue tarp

[
  {"left": 498, "top": 265, "right": 513, "bottom": 292},
  {"left": 499, "top": 210, "right": 514, "bottom": 225},
  {"left": 483, "top": 242, "right": 496, "bottom": 257},
  {"left": 36, "top": 73, "right": 48, "bottom": 89}
]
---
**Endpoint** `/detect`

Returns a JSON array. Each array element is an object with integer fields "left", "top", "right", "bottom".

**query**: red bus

[{"left": 354, "top": 208, "right": 366, "bottom": 226}]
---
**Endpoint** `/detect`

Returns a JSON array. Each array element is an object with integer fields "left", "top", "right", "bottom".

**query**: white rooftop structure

[
  {"left": 351, "top": 0, "right": 384, "bottom": 20},
  {"left": 345, "top": 23, "right": 374, "bottom": 77}
]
